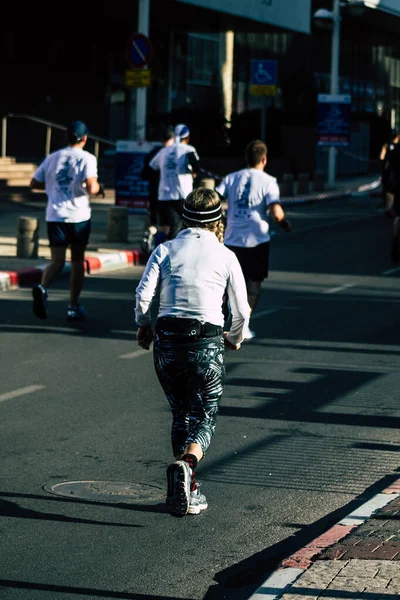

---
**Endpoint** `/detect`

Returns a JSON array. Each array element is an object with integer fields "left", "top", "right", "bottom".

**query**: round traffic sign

[{"left": 127, "top": 33, "right": 153, "bottom": 68}]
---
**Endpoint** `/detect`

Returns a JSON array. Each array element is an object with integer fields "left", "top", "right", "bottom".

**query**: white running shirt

[
  {"left": 149, "top": 142, "right": 200, "bottom": 200},
  {"left": 135, "top": 228, "right": 251, "bottom": 346},
  {"left": 216, "top": 168, "right": 280, "bottom": 248},
  {"left": 32, "top": 146, "right": 98, "bottom": 222}
]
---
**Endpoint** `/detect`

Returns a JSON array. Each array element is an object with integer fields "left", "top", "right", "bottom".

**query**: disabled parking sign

[{"left": 250, "top": 59, "right": 277, "bottom": 96}]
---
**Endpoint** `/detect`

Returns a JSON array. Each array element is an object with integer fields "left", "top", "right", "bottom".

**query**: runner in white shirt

[
  {"left": 216, "top": 140, "right": 292, "bottom": 339},
  {"left": 149, "top": 123, "right": 200, "bottom": 242},
  {"left": 135, "top": 187, "right": 250, "bottom": 517},
  {"left": 29, "top": 120, "right": 102, "bottom": 321}
]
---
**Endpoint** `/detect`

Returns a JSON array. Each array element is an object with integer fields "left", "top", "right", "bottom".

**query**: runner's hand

[
  {"left": 223, "top": 332, "right": 240, "bottom": 351},
  {"left": 137, "top": 325, "right": 153, "bottom": 350}
]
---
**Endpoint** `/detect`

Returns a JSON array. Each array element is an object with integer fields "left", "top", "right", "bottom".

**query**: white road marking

[
  {"left": 382, "top": 266, "right": 400, "bottom": 275},
  {"left": 119, "top": 349, "right": 149, "bottom": 359},
  {"left": 323, "top": 283, "right": 355, "bottom": 294},
  {"left": 0, "top": 324, "right": 81, "bottom": 333},
  {"left": 110, "top": 330, "right": 137, "bottom": 335},
  {"left": 0, "top": 385, "right": 45, "bottom": 404},
  {"left": 251, "top": 308, "right": 280, "bottom": 320},
  {"left": 251, "top": 307, "right": 300, "bottom": 320}
]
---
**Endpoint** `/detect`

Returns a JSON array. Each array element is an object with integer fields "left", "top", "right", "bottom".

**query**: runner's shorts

[
  {"left": 225, "top": 241, "right": 270, "bottom": 282},
  {"left": 47, "top": 220, "right": 91, "bottom": 247}
]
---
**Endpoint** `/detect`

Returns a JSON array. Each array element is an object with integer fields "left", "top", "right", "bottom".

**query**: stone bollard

[
  {"left": 198, "top": 178, "right": 215, "bottom": 190},
  {"left": 297, "top": 173, "right": 310, "bottom": 195},
  {"left": 107, "top": 206, "right": 129, "bottom": 243},
  {"left": 280, "top": 173, "right": 294, "bottom": 197},
  {"left": 312, "top": 170, "right": 325, "bottom": 192},
  {"left": 17, "top": 216, "right": 39, "bottom": 258}
]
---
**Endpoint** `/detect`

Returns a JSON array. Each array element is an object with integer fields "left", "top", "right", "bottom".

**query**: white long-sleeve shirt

[{"left": 135, "top": 228, "right": 251, "bottom": 346}]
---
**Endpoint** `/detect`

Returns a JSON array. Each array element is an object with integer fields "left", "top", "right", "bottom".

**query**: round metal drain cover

[{"left": 43, "top": 480, "right": 164, "bottom": 504}]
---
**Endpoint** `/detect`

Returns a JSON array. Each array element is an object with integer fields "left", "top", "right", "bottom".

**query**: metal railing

[{"left": 1, "top": 113, "right": 116, "bottom": 161}]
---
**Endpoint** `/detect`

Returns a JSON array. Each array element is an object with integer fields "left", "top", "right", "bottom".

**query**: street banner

[
  {"left": 317, "top": 94, "right": 352, "bottom": 147},
  {"left": 115, "top": 140, "right": 161, "bottom": 210},
  {"left": 176, "top": 0, "right": 311, "bottom": 34}
]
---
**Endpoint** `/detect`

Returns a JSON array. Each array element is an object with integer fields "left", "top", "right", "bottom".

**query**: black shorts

[
  {"left": 157, "top": 200, "right": 184, "bottom": 238},
  {"left": 226, "top": 241, "right": 270, "bottom": 282},
  {"left": 47, "top": 220, "right": 91, "bottom": 248}
]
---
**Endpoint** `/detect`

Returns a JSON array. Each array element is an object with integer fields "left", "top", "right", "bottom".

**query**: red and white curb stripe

[
  {"left": 0, "top": 249, "right": 143, "bottom": 291},
  {"left": 248, "top": 478, "right": 400, "bottom": 600}
]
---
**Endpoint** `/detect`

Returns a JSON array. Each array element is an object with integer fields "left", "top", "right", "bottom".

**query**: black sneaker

[
  {"left": 32, "top": 284, "right": 48, "bottom": 319},
  {"left": 166, "top": 460, "right": 191, "bottom": 517}
]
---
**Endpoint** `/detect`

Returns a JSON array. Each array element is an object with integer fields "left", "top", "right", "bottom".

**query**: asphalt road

[{"left": 1, "top": 193, "right": 400, "bottom": 600}]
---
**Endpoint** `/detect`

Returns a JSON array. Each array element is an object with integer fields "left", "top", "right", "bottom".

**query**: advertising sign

[
  {"left": 317, "top": 94, "right": 352, "bottom": 147},
  {"left": 176, "top": 0, "right": 311, "bottom": 34},
  {"left": 115, "top": 140, "right": 161, "bottom": 210}
]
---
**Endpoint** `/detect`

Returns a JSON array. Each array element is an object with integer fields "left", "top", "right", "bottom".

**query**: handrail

[{"left": 1, "top": 113, "right": 116, "bottom": 161}]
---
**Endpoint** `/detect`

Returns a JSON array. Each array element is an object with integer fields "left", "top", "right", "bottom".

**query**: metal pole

[
  {"left": 136, "top": 0, "right": 150, "bottom": 141},
  {"left": 1, "top": 117, "right": 6, "bottom": 158},
  {"left": 328, "top": 0, "right": 341, "bottom": 187},
  {"left": 45, "top": 126, "right": 51, "bottom": 156}
]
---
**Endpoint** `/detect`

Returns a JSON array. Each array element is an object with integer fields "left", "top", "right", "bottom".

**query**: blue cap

[
  {"left": 67, "top": 120, "right": 89, "bottom": 139},
  {"left": 174, "top": 123, "right": 190, "bottom": 139}
]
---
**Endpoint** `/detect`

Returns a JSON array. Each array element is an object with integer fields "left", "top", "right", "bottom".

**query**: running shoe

[
  {"left": 141, "top": 225, "right": 158, "bottom": 253},
  {"left": 242, "top": 324, "right": 256, "bottom": 340},
  {"left": 67, "top": 304, "right": 88, "bottom": 321},
  {"left": 188, "top": 483, "right": 208, "bottom": 515},
  {"left": 166, "top": 460, "right": 191, "bottom": 517},
  {"left": 32, "top": 284, "right": 48, "bottom": 319}
]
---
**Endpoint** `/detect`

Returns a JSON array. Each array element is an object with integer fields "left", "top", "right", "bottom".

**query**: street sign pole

[
  {"left": 261, "top": 97, "right": 267, "bottom": 140},
  {"left": 136, "top": 0, "right": 150, "bottom": 141}
]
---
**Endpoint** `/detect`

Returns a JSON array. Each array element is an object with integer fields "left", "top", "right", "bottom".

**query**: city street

[{"left": 1, "top": 193, "right": 399, "bottom": 600}]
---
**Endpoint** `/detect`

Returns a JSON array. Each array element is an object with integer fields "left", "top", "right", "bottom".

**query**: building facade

[{"left": 2, "top": 1, "right": 400, "bottom": 177}]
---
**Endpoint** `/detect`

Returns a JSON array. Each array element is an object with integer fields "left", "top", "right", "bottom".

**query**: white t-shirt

[
  {"left": 135, "top": 228, "right": 251, "bottom": 346},
  {"left": 149, "top": 142, "right": 200, "bottom": 200},
  {"left": 216, "top": 168, "right": 280, "bottom": 248},
  {"left": 32, "top": 146, "right": 98, "bottom": 222}
]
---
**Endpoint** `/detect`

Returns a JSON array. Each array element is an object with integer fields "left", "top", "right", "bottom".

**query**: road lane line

[
  {"left": 0, "top": 385, "right": 45, "bottom": 404},
  {"left": 382, "top": 266, "right": 400, "bottom": 275},
  {"left": 119, "top": 349, "right": 149, "bottom": 359},
  {"left": 323, "top": 283, "right": 355, "bottom": 294},
  {"left": 111, "top": 330, "right": 137, "bottom": 335}
]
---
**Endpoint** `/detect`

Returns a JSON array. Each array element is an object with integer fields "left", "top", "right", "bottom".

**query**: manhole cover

[{"left": 43, "top": 480, "right": 165, "bottom": 504}]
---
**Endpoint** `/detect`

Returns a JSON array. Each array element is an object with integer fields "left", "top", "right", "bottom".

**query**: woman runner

[{"left": 134, "top": 187, "right": 250, "bottom": 517}]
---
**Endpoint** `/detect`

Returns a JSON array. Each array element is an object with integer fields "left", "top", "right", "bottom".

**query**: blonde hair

[{"left": 182, "top": 188, "right": 225, "bottom": 243}]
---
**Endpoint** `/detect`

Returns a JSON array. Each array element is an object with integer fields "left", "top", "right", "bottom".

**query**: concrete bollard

[
  {"left": 312, "top": 170, "right": 325, "bottom": 192},
  {"left": 297, "top": 173, "right": 310, "bottom": 195},
  {"left": 17, "top": 216, "right": 39, "bottom": 258},
  {"left": 198, "top": 178, "right": 215, "bottom": 190},
  {"left": 107, "top": 206, "right": 129, "bottom": 243},
  {"left": 280, "top": 173, "right": 294, "bottom": 197}
]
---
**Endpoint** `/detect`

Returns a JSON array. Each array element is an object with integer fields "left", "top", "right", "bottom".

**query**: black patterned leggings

[{"left": 153, "top": 335, "right": 225, "bottom": 458}]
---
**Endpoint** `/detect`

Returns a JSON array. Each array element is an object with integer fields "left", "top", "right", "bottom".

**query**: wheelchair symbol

[{"left": 255, "top": 63, "right": 272, "bottom": 84}]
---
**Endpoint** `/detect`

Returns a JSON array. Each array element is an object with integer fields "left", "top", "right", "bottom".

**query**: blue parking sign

[{"left": 251, "top": 60, "right": 277, "bottom": 86}]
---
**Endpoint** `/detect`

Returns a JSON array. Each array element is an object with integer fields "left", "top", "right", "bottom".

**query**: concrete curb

[
  {"left": 0, "top": 248, "right": 145, "bottom": 292},
  {"left": 247, "top": 478, "right": 400, "bottom": 600}
]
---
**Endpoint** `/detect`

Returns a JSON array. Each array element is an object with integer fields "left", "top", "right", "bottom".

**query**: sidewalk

[
  {"left": 0, "top": 174, "right": 379, "bottom": 291},
  {"left": 249, "top": 477, "right": 400, "bottom": 600}
]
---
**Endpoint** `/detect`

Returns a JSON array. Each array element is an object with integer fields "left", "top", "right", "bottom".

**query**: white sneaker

[
  {"left": 188, "top": 483, "right": 208, "bottom": 515},
  {"left": 242, "top": 325, "right": 256, "bottom": 340}
]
